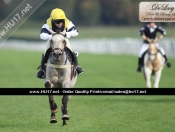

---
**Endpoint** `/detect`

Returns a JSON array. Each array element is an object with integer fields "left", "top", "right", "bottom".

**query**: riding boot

[
  {"left": 36, "top": 54, "right": 45, "bottom": 79},
  {"left": 73, "top": 52, "right": 84, "bottom": 75},
  {"left": 137, "top": 57, "right": 143, "bottom": 72},
  {"left": 163, "top": 55, "right": 171, "bottom": 68}
]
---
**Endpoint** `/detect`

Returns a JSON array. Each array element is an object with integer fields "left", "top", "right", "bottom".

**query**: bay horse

[
  {"left": 43, "top": 33, "right": 77, "bottom": 126},
  {"left": 143, "top": 38, "right": 165, "bottom": 88}
]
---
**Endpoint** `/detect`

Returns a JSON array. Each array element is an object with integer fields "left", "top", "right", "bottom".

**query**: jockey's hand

[
  {"left": 159, "top": 35, "right": 164, "bottom": 40},
  {"left": 49, "top": 29, "right": 56, "bottom": 35},
  {"left": 60, "top": 30, "right": 66, "bottom": 37}
]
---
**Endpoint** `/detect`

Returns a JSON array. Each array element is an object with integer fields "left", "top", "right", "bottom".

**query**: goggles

[{"left": 52, "top": 19, "right": 64, "bottom": 24}]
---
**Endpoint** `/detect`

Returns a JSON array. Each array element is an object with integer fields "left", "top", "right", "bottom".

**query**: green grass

[
  {"left": 78, "top": 53, "right": 175, "bottom": 88},
  {"left": 0, "top": 95, "right": 175, "bottom": 132},
  {"left": 0, "top": 49, "right": 175, "bottom": 132},
  {"left": 0, "top": 49, "right": 174, "bottom": 88}
]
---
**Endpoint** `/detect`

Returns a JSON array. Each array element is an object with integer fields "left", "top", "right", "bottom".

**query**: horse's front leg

[
  {"left": 45, "top": 80, "right": 58, "bottom": 123},
  {"left": 61, "top": 95, "right": 70, "bottom": 126},
  {"left": 144, "top": 68, "right": 152, "bottom": 88}
]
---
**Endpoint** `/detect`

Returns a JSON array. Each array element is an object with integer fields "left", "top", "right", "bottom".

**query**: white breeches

[
  {"left": 45, "top": 38, "right": 72, "bottom": 55},
  {"left": 138, "top": 43, "right": 165, "bottom": 58}
]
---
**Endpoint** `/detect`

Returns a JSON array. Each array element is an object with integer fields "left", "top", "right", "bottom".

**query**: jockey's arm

[
  {"left": 40, "top": 33, "right": 52, "bottom": 40},
  {"left": 40, "top": 23, "right": 52, "bottom": 40},
  {"left": 65, "top": 21, "right": 78, "bottom": 38},
  {"left": 142, "top": 34, "right": 147, "bottom": 40},
  {"left": 157, "top": 26, "right": 166, "bottom": 40},
  {"left": 138, "top": 26, "right": 146, "bottom": 40}
]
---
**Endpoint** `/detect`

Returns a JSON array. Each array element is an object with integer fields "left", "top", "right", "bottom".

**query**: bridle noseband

[
  {"left": 51, "top": 32, "right": 67, "bottom": 55},
  {"left": 52, "top": 47, "right": 64, "bottom": 55}
]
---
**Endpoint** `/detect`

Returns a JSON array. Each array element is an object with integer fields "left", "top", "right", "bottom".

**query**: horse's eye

[{"left": 63, "top": 40, "right": 66, "bottom": 45}]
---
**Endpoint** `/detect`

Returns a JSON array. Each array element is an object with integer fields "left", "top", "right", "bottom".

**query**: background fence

[{"left": 1, "top": 38, "right": 175, "bottom": 57}]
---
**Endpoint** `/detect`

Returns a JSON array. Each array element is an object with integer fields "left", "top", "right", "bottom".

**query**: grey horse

[{"left": 43, "top": 33, "right": 77, "bottom": 126}]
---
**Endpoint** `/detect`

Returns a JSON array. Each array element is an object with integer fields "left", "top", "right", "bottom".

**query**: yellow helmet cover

[{"left": 46, "top": 8, "right": 69, "bottom": 30}]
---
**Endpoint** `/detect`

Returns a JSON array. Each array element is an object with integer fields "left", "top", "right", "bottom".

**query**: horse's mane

[{"left": 52, "top": 33, "right": 65, "bottom": 42}]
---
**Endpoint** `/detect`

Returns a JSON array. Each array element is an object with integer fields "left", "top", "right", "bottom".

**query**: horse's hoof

[
  {"left": 62, "top": 114, "right": 69, "bottom": 120},
  {"left": 50, "top": 116, "right": 57, "bottom": 123}
]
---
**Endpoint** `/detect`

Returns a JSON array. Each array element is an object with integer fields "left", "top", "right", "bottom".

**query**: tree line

[{"left": 0, "top": 0, "right": 171, "bottom": 26}]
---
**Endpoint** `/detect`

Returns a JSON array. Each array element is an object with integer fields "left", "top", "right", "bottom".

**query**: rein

[{"left": 52, "top": 32, "right": 66, "bottom": 37}]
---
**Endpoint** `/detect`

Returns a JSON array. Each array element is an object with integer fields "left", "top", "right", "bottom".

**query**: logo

[{"left": 139, "top": 2, "right": 175, "bottom": 22}]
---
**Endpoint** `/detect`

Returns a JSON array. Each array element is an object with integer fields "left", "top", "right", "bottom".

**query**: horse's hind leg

[
  {"left": 61, "top": 95, "right": 69, "bottom": 126},
  {"left": 45, "top": 81, "right": 58, "bottom": 123}
]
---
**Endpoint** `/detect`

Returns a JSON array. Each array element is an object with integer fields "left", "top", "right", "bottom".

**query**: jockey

[
  {"left": 36, "top": 8, "right": 84, "bottom": 79},
  {"left": 137, "top": 22, "right": 171, "bottom": 72}
]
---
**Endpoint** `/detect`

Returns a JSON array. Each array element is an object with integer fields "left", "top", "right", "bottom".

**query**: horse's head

[
  {"left": 147, "top": 38, "right": 158, "bottom": 61},
  {"left": 51, "top": 33, "right": 67, "bottom": 61}
]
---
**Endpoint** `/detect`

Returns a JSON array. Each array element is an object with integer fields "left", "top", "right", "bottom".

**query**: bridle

[
  {"left": 52, "top": 47, "right": 64, "bottom": 56},
  {"left": 46, "top": 33, "right": 71, "bottom": 67},
  {"left": 146, "top": 38, "right": 159, "bottom": 61},
  {"left": 148, "top": 51, "right": 158, "bottom": 56},
  {"left": 51, "top": 32, "right": 66, "bottom": 55},
  {"left": 148, "top": 44, "right": 158, "bottom": 61}
]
